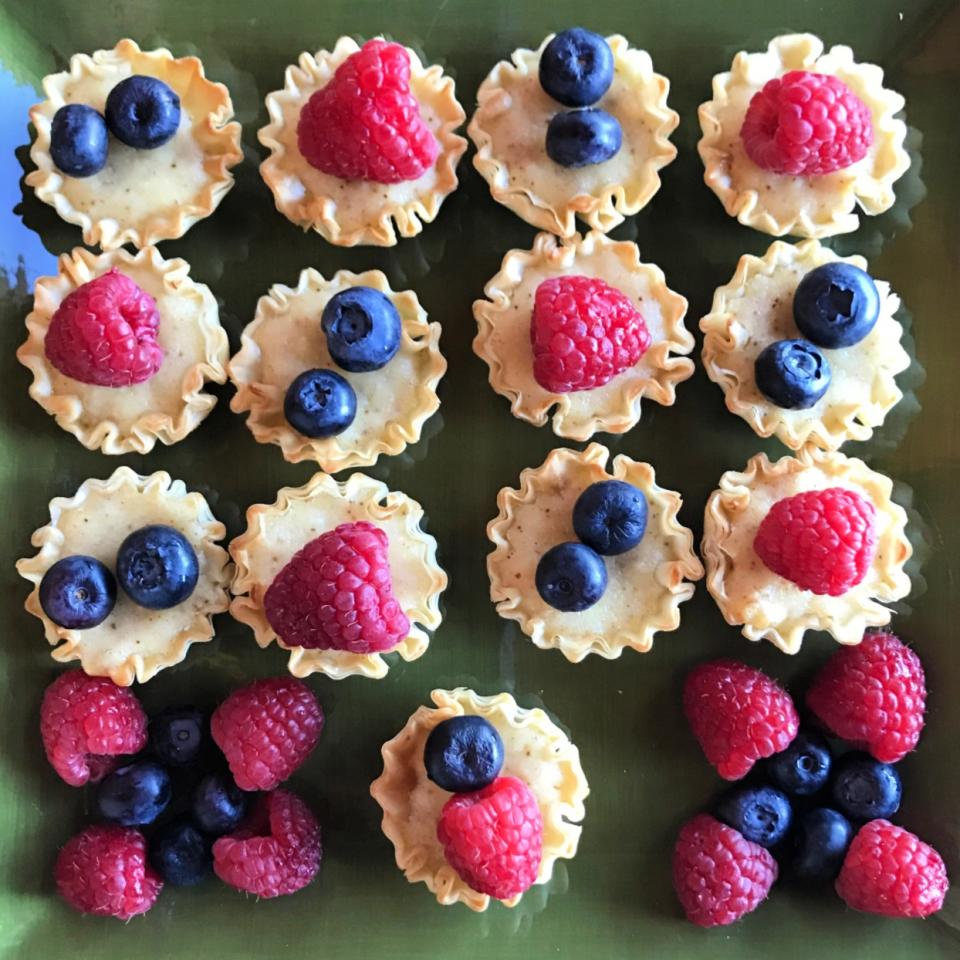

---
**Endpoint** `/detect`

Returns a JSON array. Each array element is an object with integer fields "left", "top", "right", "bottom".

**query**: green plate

[{"left": 1, "top": 1, "right": 958, "bottom": 957}]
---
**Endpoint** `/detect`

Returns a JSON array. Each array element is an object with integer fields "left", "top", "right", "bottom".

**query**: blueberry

[
  {"left": 150, "top": 707, "right": 207, "bottom": 767},
  {"left": 96, "top": 760, "right": 171, "bottom": 827},
  {"left": 535, "top": 541, "right": 607, "bottom": 612},
  {"left": 321, "top": 287, "right": 402, "bottom": 373},
  {"left": 573, "top": 480, "right": 647, "bottom": 556},
  {"left": 424, "top": 716, "right": 505, "bottom": 793},
  {"left": 105, "top": 75, "right": 181, "bottom": 149},
  {"left": 831, "top": 752, "right": 902, "bottom": 821},
  {"left": 715, "top": 785, "right": 793, "bottom": 848},
  {"left": 791, "top": 807, "right": 854, "bottom": 880},
  {"left": 767, "top": 730, "right": 832, "bottom": 796},
  {"left": 546, "top": 108, "right": 622, "bottom": 168},
  {"left": 49, "top": 104, "right": 109, "bottom": 177},
  {"left": 755, "top": 338, "right": 831, "bottom": 409},
  {"left": 539, "top": 28, "right": 615, "bottom": 107},
  {"left": 38, "top": 555, "right": 117, "bottom": 629},
  {"left": 284, "top": 368, "right": 357, "bottom": 438},
  {"left": 192, "top": 773, "right": 248, "bottom": 835},
  {"left": 150, "top": 819, "right": 212, "bottom": 886},
  {"left": 793, "top": 262, "right": 880, "bottom": 348},
  {"left": 116, "top": 525, "right": 199, "bottom": 610}
]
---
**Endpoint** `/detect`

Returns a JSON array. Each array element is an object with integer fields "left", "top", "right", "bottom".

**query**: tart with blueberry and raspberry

[
  {"left": 17, "top": 246, "right": 229, "bottom": 454},
  {"left": 229, "top": 470, "right": 446, "bottom": 680},
  {"left": 228, "top": 268, "right": 445, "bottom": 471},
  {"left": 702, "top": 448, "right": 911, "bottom": 653},
  {"left": 370, "top": 688, "right": 589, "bottom": 910},
  {"left": 487, "top": 443, "right": 703, "bottom": 661},
  {"left": 698, "top": 33, "right": 910, "bottom": 238},
  {"left": 17, "top": 467, "right": 231, "bottom": 685},
  {"left": 700, "top": 239, "right": 909, "bottom": 450},
  {"left": 259, "top": 37, "right": 467, "bottom": 247},
  {"left": 473, "top": 231, "right": 694, "bottom": 440},
  {"left": 469, "top": 28, "right": 677, "bottom": 237},
  {"left": 27, "top": 38, "right": 242, "bottom": 250}
]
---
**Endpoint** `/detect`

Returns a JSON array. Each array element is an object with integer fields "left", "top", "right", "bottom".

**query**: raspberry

[
  {"left": 807, "top": 631, "right": 926, "bottom": 764},
  {"left": 753, "top": 487, "right": 877, "bottom": 596},
  {"left": 211, "top": 677, "right": 323, "bottom": 792},
  {"left": 741, "top": 70, "right": 874, "bottom": 176},
  {"left": 684, "top": 660, "right": 799, "bottom": 780},
  {"left": 530, "top": 274, "right": 651, "bottom": 394},
  {"left": 44, "top": 268, "right": 164, "bottom": 387},
  {"left": 55, "top": 824, "right": 161, "bottom": 918},
  {"left": 297, "top": 39, "right": 439, "bottom": 184},
  {"left": 264, "top": 521, "right": 410, "bottom": 654},
  {"left": 213, "top": 789, "right": 322, "bottom": 898},
  {"left": 673, "top": 814, "right": 777, "bottom": 927},
  {"left": 836, "top": 820, "right": 948, "bottom": 918},
  {"left": 437, "top": 776, "right": 543, "bottom": 900},
  {"left": 40, "top": 669, "right": 147, "bottom": 787}
]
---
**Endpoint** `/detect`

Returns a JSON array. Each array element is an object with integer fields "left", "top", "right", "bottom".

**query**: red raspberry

[
  {"left": 264, "top": 521, "right": 410, "bottom": 655},
  {"left": 40, "top": 669, "right": 147, "bottom": 787},
  {"left": 211, "top": 677, "right": 323, "bottom": 792},
  {"left": 753, "top": 487, "right": 877, "bottom": 596},
  {"left": 213, "top": 789, "right": 322, "bottom": 898},
  {"left": 684, "top": 660, "right": 799, "bottom": 781},
  {"left": 44, "top": 268, "right": 164, "bottom": 387},
  {"left": 836, "top": 819, "right": 948, "bottom": 918},
  {"left": 807, "top": 631, "right": 926, "bottom": 763},
  {"left": 437, "top": 776, "right": 543, "bottom": 900},
  {"left": 741, "top": 70, "right": 874, "bottom": 176},
  {"left": 530, "top": 274, "right": 651, "bottom": 394},
  {"left": 55, "top": 824, "right": 161, "bottom": 919},
  {"left": 673, "top": 814, "right": 778, "bottom": 926},
  {"left": 297, "top": 39, "right": 439, "bottom": 184}
]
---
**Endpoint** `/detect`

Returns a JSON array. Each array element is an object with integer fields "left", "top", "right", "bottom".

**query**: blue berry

[
  {"left": 755, "top": 338, "right": 831, "bottom": 409},
  {"left": 535, "top": 542, "right": 607, "bottom": 612},
  {"left": 321, "top": 287, "right": 402, "bottom": 373},
  {"left": 150, "top": 819, "right": 212, "bottom": 886},
  {"left": 49, "top": 104, "right": 109, "bottom": 177},
  {"left": 105, "top": 75, "right": 181, "bottom": 149},
  {"left": 793, "top": 262, "right": 880, "bottom": 348},
  {"left": 38, "top": 555, "right": 116, "bottom": 629},
  {"left": 150, "top": 707, "right": 207, "bottom": 767},
  {"left": 767, "top": 730, "right": 832, "bottom": 796},
  {"left": 831, "top": 752, "right": 902, "bottom": 821},
  {"left": 96, "top": 760, "right": 171, "bottom": 827},
  {"left": 573, "top": 480, "right": 647, "bottom": 556},
  {"left": 284, "top": 368, "right": 357, "bottom": 438},
  {"left": 546, "top": 108, "right": 622, "bottom": 168},
  {"left": 424, "top": 716, "right": 505, "bottom": 793},
  {"left": 715, "top": 784, "right": 793, "bottom": 848},
  {"left": 539, "top": 28, "right": 615, "bottom": 107},
  {"left": 791, "top": 807, "right": 853, "bottom": 880},
  {"left": 116, "top": 525, "right": 199, "bottom": 610},
  {"left": 192, "top": 773, "right": 248, "bottom": 836}
]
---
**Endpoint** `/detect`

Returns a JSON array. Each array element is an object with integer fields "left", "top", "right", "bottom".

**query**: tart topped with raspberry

[
  {"left": 229, "top": 470, "right": 446, "bottom": 680},
  {"left": 27, "top": 39, "right": 242, "bottom": 250},
  {"left": 473, "top": 231, "right": 694, "bottom": 440},
  {"left": 702, "top": 448, "right": 911, "bottom": 653},
  {"left": 228, "top": 268, "right": 445, "bottom": 471},
  {"left": 370, "top": 688, "right": 589, "bottom": 911},
  {"left": 700, "top": 239, "right": 909, "bottom": 450},
  {"left": 17, "top": 246, "right": 229, "bottom": 455},
  {"left": 698, "top": 34, "right": 910, "bottom": 237},
  {"left": 469, "top": 28, "right": 678, "bottom": 237},
  {"left": 259, "top": 37, "right": 467, "bottom": 246}
]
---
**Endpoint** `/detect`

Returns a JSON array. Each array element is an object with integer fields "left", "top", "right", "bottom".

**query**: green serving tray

[{"left": 1, "top": 1, "right": 958, "bottom": 957}]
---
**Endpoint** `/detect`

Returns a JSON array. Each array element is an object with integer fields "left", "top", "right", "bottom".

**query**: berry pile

[
  {"left": 674, "top": 632, "right": 949, "bottom": 926},
  {"left": 45, "top": 671, "right": 323, "bottom": 918}
]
